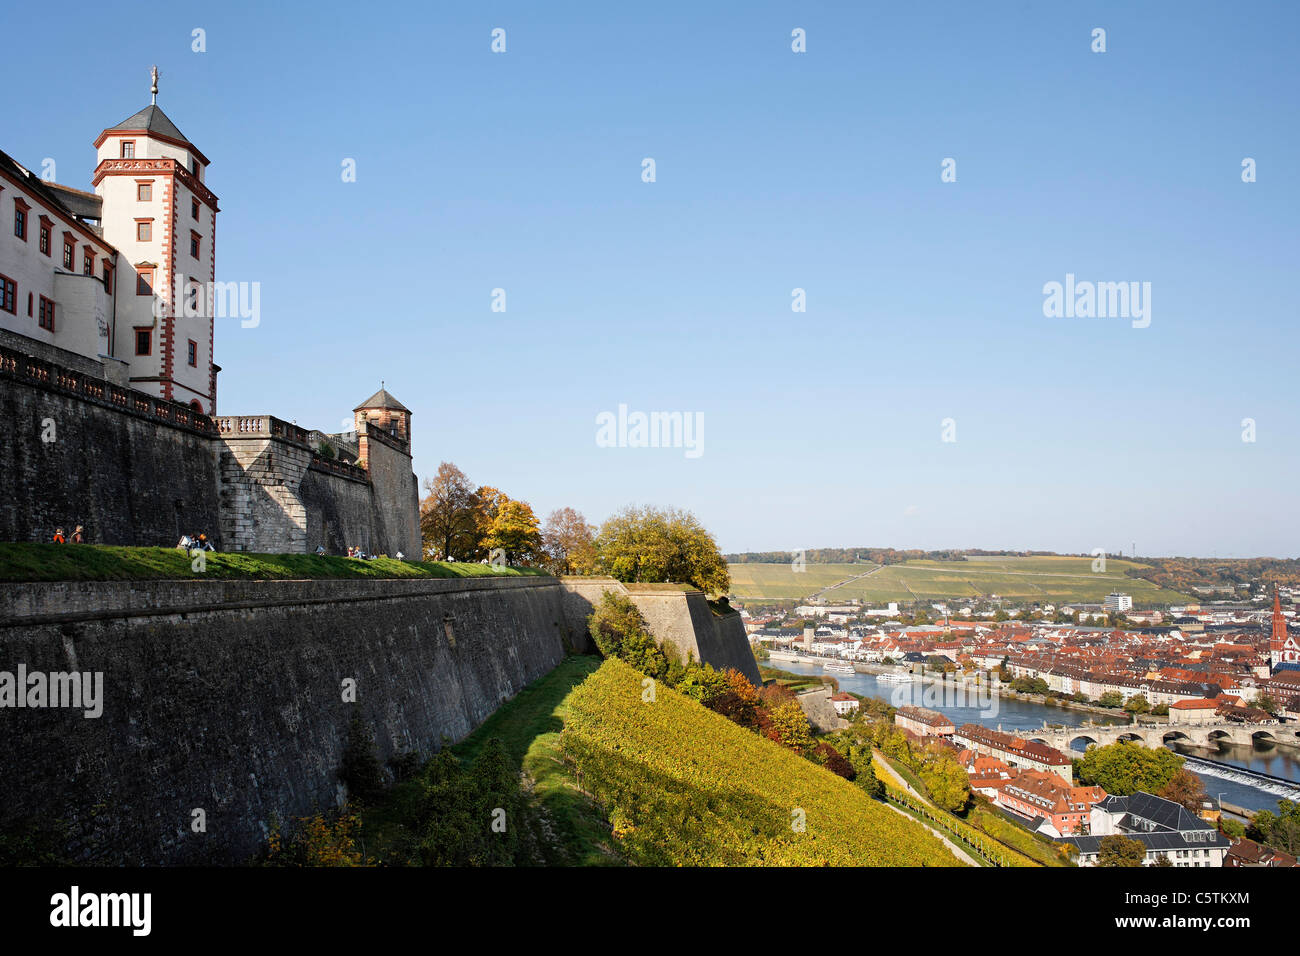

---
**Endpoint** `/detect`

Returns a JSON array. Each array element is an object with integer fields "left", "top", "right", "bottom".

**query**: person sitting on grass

[{"left": 52, "top": 528, "right": 66, "bottom": 544}]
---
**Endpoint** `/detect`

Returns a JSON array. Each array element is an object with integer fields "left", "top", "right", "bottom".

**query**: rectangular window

[
  {"left": 121, "top": 141, "right": 135, "bottom": 158},
  {"left": 137, "top": 182, "right": 152, "bottom": 201},
  {"left": 13, "top": 204, "right": 27, "bottom": 241},
  {"left": 136, "top": 267, "right": 154, "bottom": 295},
  {"left": 190, "top": 231, "right": 201, "bottom": 258},
  {"left": 135, "top": 328, "right": 152, "bottom": 355},
  {"left": 187, "top": 340, "right": 198, "bottom": 367},
  {"left": 38, "top": 296, "right": 55, "bottom": 331},
  {"left": 0, "top": 275, "right": 15, "bottom": 314},
  {"left": 103, "top": 262, "right": 114, "bottom": 294},
  {"left": 62, "top": 238, "right": 75, "bottom": 270},
  {"left": 136, "top": 220, "right": 152, "bottom": 242},
  {"left": 191, "top": 198, "right": 200, "bottom": 219},
  {"left": 83, "top": 250, "right": 94, "bottom": 276},
  {"left": 39, "top": 223, "right": 50, "bottom": 255}
]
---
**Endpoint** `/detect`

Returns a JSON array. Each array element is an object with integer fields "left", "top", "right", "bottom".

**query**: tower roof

[
  {"left": 96, "top": 102, "right": 211, "bottom": 166},
  {"left": 107, "top": 104, "right": 193, "bottom": 144},
  {"left": 354, "top": 388, "right": 410, "bottom": 413}
]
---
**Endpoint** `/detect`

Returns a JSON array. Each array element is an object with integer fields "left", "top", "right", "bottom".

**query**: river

[{"left": 772, "top": 658, "right": 1300, "bottom": 815}]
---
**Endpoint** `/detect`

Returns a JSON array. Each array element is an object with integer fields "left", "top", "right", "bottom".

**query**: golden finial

[{"left": 150, "top": 65, "right": 159, "bottom": 105}]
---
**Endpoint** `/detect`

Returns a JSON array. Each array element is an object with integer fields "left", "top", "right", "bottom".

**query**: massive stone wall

[
  {"left": 0, "top": 573, "right": 761, "bottom": 864},
  {"left": 560, "top": 577, "right": 762, "bottom": 685},
  {"left": 0, "top": 342, "right": 223, "bottom": 547},
  {"left": 0, "top": 339, "right": 418, "bottom": 556},
  {"left": 300, "top": 465, "right": 376, "bottom": 555},
  {"left": 0, "top": 576, "right": 571, "bottom": 864},
  {"left": 361, "top": 424, "right": 420, "bottom": 559}
]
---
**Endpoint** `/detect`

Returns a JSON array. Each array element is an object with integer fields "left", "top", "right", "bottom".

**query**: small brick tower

[{"left": 353, "top": 384, "right": 411, "bottom": 467}]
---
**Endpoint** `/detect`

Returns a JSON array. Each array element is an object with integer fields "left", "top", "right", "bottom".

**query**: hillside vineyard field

[
  {"left": 561, "top": 658, "right": 962, "bottom": 866},
  {"left": 727, "top": 555, "right": 1191, "bottom": 604}
]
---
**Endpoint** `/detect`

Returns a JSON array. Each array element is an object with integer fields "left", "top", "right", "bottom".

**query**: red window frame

[
  {"left": 13, "top": 198, "right": 29, "bottom": 241},
  {"left": 190, "top": 230, "right": 201, "bottom": 258},
  {"left": 134, "top": 327, "right": 152, "bottom": 355},
  {"left": 38, "top": 216, "right": 52, "bottom": 256},
  {"left": 136, "top": 181, "right": 153, "bottom": 201},
  {"left": 38, "top": 296, "right": 55, "bottom": 331},
  {"left": 0, "top": 274, "right": 17, "bottom": 314},
  {"left": 62, "top": 234, "right": 75, "bottom": 270},
  {"left": 120, "top": 140, "right": 135, "bottom": 158},
  {"left": 83, "top": 248, "right": 95, "bottom": 276},
  {"left": 135, "top": 219, "right": 153, "bottom": 242},
  {"left": 103, "top": 262, "right": 114, "bottom": 294},
  {"left": 136, "top": 266, "right": 154, "bottom": 296},
  {"left": 187, "top": 339, "right": 198, "bottom": 367}
]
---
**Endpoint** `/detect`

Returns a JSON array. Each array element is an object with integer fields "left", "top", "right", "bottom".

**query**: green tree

[
  {"left": 1075, "top": 741, "right": 1184, "bottom": 795},
  {"left": 593, "top": 505, "right": 730, "bottom": 594},
  {"left": 1097, "top": 833, "right": 1148, "bottom": 867},
  {"left": 918, "top": 754, "right": 971, "bottom": 813},
  {"left": 1124, "top": 694, "right": 1151, "bottom": 715}
]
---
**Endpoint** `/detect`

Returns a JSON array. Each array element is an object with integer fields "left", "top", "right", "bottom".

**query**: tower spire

[{"left": 150, "top": 65, "right": 159, "bottom": 105}]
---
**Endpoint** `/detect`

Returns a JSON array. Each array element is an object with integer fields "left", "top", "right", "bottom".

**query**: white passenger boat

[
  {"left": 875, "top": 671, "right": 914, "bottom": 683},
  {"left": 823, "top": 662, "right": 856, "bottom": 675}
]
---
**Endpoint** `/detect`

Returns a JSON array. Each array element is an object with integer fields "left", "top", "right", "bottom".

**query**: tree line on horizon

[{"left": 418, "top": 462, "right": 730, "bottom": 594}]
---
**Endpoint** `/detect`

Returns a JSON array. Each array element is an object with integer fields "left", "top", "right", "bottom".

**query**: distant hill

[
  {"left": 561, "top": 658, "right": 962, "bottom": 866},
  {"left": 727, "top": 555, "right": 1194, "bottom": 606}
]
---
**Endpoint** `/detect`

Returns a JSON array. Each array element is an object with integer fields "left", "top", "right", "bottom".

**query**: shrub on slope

[{"left": 561, "top": 658, "right": 961, "bottom": 867}]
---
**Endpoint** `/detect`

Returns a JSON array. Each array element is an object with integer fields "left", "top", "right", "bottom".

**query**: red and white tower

[
  {"left": 91, "top": 67, "right": 220, "bottom": 414},
  {"left": 1269, "top": 588, "right": 1300, "bottom": 672}
]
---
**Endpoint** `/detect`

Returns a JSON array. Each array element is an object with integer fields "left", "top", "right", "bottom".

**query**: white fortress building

[{"left": 0, "top": 68, "right": 220, "bottom": 413}]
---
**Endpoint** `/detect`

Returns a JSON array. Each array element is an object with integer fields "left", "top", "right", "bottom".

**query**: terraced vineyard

[
  {"left": 561, "top": 658, "right": 963, "bottom": 866},
  {"left": 728, "top": 555, "right": 1191, "bottom": 606}
]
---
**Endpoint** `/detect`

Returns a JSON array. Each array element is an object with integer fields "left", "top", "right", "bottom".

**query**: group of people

[
  {"left": 346, "top": 546, "right": 377, "bottom": 559},
  {"left": 50, "top": 526, "right": 85, "bottom": 543},
  {"left": 177, "top": 532, "right": 216, "bottom": 552}
]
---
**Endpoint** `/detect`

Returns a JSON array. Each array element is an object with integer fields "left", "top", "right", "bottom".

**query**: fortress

[
  {"left": 0, "top": 79, "right": 760, "bottom": 864},
  {"left": 0, "top": 76, "right": 418, "bottom": 556}
]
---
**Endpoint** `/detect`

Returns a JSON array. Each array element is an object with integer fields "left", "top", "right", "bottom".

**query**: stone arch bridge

[{"left": 1031, "top": 721, "right": 1300, "bottom": 754}]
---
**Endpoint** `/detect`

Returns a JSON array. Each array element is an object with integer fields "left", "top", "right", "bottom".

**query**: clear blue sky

[{"left": 6, "top": 2, "right": 1297, "bottom": 558}]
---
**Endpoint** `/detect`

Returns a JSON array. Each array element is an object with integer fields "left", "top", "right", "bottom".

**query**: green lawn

[
  {"left": 729, "top": 556, "right": 1190, "bottom": 606},
  {"left": 0, "top": 542, "right": 549, "bottom": 582},
  {"left": 451, "top": 655, "right": 623, "bottom": 866}
]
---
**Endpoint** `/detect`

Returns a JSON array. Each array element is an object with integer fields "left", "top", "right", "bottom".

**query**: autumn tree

[
  {"left": 593, "top": 504, "right": 730, "bottom": 594},
  {"left": 419, "top": 462, "right": 479, "bottom": 561},
  {"left": 1158, "top": 767, "right": 1208, "bottom": 813},
  {"left": 541, "top": 507, "right": 596, "bottom": 575},
  {"left": 482, "top": 499, "right": 544, "bottom": 565}
]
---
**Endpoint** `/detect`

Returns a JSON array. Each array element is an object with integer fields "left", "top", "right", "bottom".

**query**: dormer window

[{"left": 120, "top": 140, "right": 135, "bottom": 158}]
